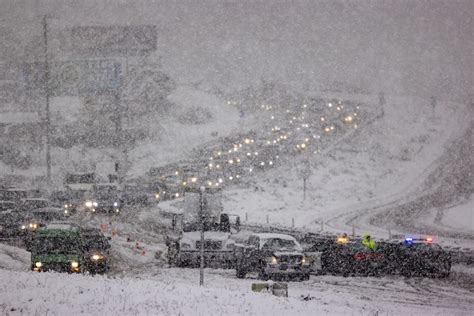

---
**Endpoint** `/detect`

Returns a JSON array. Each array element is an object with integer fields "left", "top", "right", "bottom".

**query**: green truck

[{"left": 28, "top": 223, "right": 84, "bottom": 273}]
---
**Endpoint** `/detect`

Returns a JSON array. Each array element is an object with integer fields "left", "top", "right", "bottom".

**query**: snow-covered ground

[
  {"left": 1, "top": 242, "right": 473, "bottom": 316},
  {"left": 441, "top": 198, "right": 474, "bottom": 232}
]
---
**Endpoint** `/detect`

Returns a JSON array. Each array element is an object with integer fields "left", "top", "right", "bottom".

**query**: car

[
  {"left": 49, "top": 190, "right": 77, "bottom": 214},
  {"left": 28, "top": 207, "right": 67, "bottom": 228},
  {"left": 0, "top": 200, "right": 16, "bottom": 212},
  {"left": 234, "top": 233, "right": 311, "bottom": 281},
  {"left": 18, "top": 198, "right": 50, "bottom": 212},
  {"left": 0, "top": 211, "right": 27, "bottom": 239},
  {"left": 81, "top": 228, "right": 111, "bottom": 274},
  {"left": 0, "top": 188, "right": 27, "bottom": 204},
  {"left": 387, "top": 237, "right": 451, "bottom": 278},
  {"left": 121, "top": 183, "right": 149, "bottom": 207},
  {"left": 85, "top": 183, "right": 121, "bottom": 213}
]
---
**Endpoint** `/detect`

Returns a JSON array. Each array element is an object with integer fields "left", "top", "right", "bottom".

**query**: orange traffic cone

[{"left": 141, "top": 250, "right": 146, "bottom": 256}]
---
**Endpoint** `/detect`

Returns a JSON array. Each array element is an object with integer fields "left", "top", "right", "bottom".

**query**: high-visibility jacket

[{"left": 362, "top": 236, "right": 376, "bottom": 250}]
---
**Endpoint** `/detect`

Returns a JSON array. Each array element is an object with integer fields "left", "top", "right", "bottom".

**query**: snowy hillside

[{"left": 222, "top": 94, "right": 472, "bottom": 243}]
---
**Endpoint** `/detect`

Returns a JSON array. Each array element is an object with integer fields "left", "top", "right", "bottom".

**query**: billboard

[
  {"left": 69, "top": 25, "right": 157, "bottom": 56},
  {"left": 22, "top": 60, "right": 121, "bottom": 96}
]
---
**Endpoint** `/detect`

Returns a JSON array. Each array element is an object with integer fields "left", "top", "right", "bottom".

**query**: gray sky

[{"left": 1, "top": 0, "right": 472, "bottom": 101}]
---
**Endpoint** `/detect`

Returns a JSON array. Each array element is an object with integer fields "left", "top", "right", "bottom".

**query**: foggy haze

[{"left": 1, "top": 0, "right": 472, "bottom": 101}]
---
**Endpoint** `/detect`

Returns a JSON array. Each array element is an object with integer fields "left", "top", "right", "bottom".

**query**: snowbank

[{"left": 1, "top": 268, "right": 472, "bottom": 316}]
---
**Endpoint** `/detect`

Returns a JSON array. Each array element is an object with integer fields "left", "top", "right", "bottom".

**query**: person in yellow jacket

[{"left": 361, "top": 234, "right": 376, "bottom": 250}]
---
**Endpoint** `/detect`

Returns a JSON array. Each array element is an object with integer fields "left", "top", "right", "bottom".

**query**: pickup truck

[{"left": 234, "top": 233, "right": 311, "bottom": 281}]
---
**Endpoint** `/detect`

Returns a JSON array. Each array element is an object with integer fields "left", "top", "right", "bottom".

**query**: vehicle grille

[
  {"left": 278, "top": 255, "right": 302, "bottom": 265},
  {"left": 195, "top": 240, "right": 223, "bottom": 250},
  {"left": 42, "top": 263, "right": 71, "bottom": 272}
]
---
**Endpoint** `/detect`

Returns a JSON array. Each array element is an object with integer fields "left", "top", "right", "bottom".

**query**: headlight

[
  {"left": 302, "top": 256, "right": 310, "bottom": 265},
  {"left": 113, "top": 202, "right": 118, "bottom": 207},
  {"left": 35, "top": 262, "right": 42, "bottom": 268},
  {"left": 64, "top": 204, "right": 68, "bottom": 208},
  {"left": 85, "top": 201, "right": 93, "bottom": 208},
  {"left": 71, "top": 261, "right": 79, "bottom": 268},
  {"left": 266, "top": 256, "right": 278, "bottom": 265},
  {"left": 91, "top": 254, "right": 102, "bottom": 261},
  {"left": 115, "top": 209, "right": 120, "bottom": 213},
  {"left": 21, "top": 225, "right": 26, "bottom": 230},
  {"left": 93, "top": 202, "right": 98, "bottom": 207},
  {"left": 64, "top": 210, "right": 68, "bottom": 214},
  {"left": 155, "top": 193, "right": 160, "bottom": 199}
]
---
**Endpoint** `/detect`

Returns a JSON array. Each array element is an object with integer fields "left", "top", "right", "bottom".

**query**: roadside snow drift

[{"left": 1, "top": 268, "right": 473, "bottom": 316}]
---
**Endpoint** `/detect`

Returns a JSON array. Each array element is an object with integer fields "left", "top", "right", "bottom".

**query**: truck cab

[
  {"left": 235, "top": 233, "right": 311, "bottom": 281},
  {"left": 28, "top": 223, "right": 84, "bottom": 273},
  {"left": 81, "top": 228, "right": 111, "bottom": 274}
]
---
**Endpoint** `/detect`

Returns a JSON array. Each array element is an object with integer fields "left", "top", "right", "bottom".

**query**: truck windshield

[
  {"left": 31, "top": 235, "right": 81, "bottom": 254},
  {"left": 66, "top": 174, "right": 95, "bottom": 184},
  {"left": 94, "top": 186, "right": 118, "bottom": 199},
  {"left": 83, "top": 236, "right": 109, "bottom": 251},
  {"left": 32, "top": 211, "right": 64, "bottom": 222},
  {"left": 3, "top": 190, "right": 27, "bottom": 202},
  {"left": 262, "top": 238, "right": 301, "bottom": 252},
  {"left": 22, "top": 200, "right": 49, "bottom": 210}
]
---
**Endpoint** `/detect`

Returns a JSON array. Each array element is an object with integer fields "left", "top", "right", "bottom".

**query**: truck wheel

[
  {"left": 258, "top": 271, "right": 269, "bottom": 281},
  {"left": 301, "top": 273, "right": 310, "bottom": 281}
]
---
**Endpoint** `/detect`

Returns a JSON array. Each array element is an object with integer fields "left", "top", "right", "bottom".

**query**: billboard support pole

[
  {"left": 199, "top": 186, "right": 206, "bottom": 286},
  {"left": 43, "top": 15, "right": 52, "bottom": 185}
]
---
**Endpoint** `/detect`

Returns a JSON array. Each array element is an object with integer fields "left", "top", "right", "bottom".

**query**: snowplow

[{"left": 167, "top": 188, "right": 241, "bottom": 269}]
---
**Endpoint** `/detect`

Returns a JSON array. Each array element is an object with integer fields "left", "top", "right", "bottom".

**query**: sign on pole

[
  {"left": 22, "top": 60, "right": 122, "bottom": 96},
  {"left": 68, "top": 25, "right": 157, "bottom": 56}
]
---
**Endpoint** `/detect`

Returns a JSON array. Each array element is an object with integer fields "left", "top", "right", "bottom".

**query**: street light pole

[
  {"left": 199, "top": 186, "right": 205, "bottom": 286},
  {"left": 42, "top": 15, "right": 52, "bottom": 184}
]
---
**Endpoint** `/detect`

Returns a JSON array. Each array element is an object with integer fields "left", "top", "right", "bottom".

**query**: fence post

[
  {"left": 352, "top": 225, "right": 355, "bottom": 237},
  {"left": 291, "top": 218, "right": 294, "bottom": 228},
  {"left": 266, "top": 215, "right": 269, "bottom": 224},
  {"left": 245, "top": 212, "right": 248, "bottom": 222},
  {"left": 388, "top": 228, "right": 392, "bottom": 240},
  {"left": 320, "top": 220, "right": 324, "bottom": 232}
]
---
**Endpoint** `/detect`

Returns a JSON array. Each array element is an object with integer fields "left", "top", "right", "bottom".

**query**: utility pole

[
  {"left": 298, "top": 159, "right": 312, "bottom": 201},
  {"left": 199, "top": 186, "right": 206, "bottom": 286},
  {"left": 42, "top": 15, "right": 52, "bottom": 185},
  {"left": 303, "top": 178, "right": 307, "bottom": 200}
]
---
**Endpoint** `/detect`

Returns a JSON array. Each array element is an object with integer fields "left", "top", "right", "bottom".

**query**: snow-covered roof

[
  {"left": 182, "top": 231, "right": 230, "bottom": 242},
  {"left": 66, "top": 183, "right": 93, "bottom": 191},
  {"left": 94, "top": 183, "right": 119, "bottom": 187},
  {"left": 23, "top": 198, "right": 49, "bottom": 202},
  {"left": 251, "top": 233, "right": 297, "bottom": 242},
  {"left": 45, "top": 223, "right": 79, "bottom": 231},
  {"left": 4, "top": 188, "right": 27, "bottom": 192},
  {"left": 251, "top": 233, "right": 302, "bottom": 251},
  {"left": 31, "top": 207, "right": 63, "bottom": 213}
]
